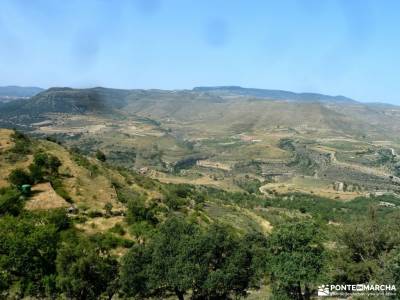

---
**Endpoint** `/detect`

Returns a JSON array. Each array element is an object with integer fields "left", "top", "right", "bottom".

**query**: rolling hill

[
  {"left": 1, "top": 86, "right": 400, "bottom": 199},
  {"left": 193, "top": 86, "right": 356, "bottom": 103},
  {"left": 0, "top": 85, "right": 43, "bottom": 97},
  {"left": 2, "top": 127, "right": 400, "bottom": 300},
  {"left": 0, "top": 85, "right": 44, "bottom": 104},
  {"left": 2, "top": 85, "right": 399, "bottom": 137}
]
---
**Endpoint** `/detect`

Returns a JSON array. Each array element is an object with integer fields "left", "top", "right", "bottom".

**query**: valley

[
  {"left": 2, "top": 86, "right": 400, "bottom": 201},
  {"left": 3, "top": 2, "right": 400, "bottom": 298},
  {"left": 2, "top": 86, "right": 400, "bottom": 299}
]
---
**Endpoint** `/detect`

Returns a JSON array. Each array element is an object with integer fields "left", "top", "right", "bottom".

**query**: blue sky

[{"left": 1, "top": 0, "right": 399, "bottom": 103}]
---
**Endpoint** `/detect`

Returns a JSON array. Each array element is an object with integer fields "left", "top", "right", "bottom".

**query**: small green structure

[{"left": 21, "top": 184, "right": 32, "bottom": 195}]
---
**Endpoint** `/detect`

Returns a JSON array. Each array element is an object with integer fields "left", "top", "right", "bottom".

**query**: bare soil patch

[{"left": 25, "top": 182, "right": 70, "bottom": 210}]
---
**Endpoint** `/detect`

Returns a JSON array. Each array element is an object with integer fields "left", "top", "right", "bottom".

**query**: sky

[{"left": 1, "top": 0, "right": 400, "bottom": 103}]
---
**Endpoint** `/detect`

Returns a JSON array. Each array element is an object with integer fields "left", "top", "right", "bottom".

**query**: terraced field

[{"left": 2, "top": 86, "right": 400, "bottom": 198}]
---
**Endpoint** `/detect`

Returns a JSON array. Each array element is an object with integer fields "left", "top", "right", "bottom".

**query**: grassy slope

[
  {"left": 3, "top": 128, "right": 400, "bottom": 299},
  {"left": 0, "top": 129, "right": 275, "bottom": 240}
]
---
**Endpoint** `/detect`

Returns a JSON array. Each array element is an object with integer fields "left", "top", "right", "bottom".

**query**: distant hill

[
  {"left": 193, "top": 86, "right": 356, "bottom": 103},
  {"left": 1, "top": 85, "right": 400, "bottom": 140},
  {"left": 0, "top": 87, "right": 131, "bottom": 118},
  {"left": 0, "top": 86, "right": 43, "bottom": 97}
]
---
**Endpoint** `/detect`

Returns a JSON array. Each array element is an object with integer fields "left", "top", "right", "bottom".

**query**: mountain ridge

[
  {"left": 193, "top": 86, "right": 357, "bottom": 103},
  {"left": 1, "top": 86, "right": 400, "bottom": 140},
  {"left": 0, "top": 85, "right": 44, "bottom": 97}
]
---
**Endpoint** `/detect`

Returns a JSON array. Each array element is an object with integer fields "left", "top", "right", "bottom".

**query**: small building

[{"left": 21, "top": 184, "right": 31, "bottom": 195}]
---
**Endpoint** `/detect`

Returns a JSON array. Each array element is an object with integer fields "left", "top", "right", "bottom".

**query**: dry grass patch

[
  {"left": 0, "top": 129, "right": 14, "bottom": 151},
  {"left": 25, "top": 182, "right": 70, "bottom": 210},
  {"left": 40, "top": 140, "right": 125, "bottom": 211},
  {"left": 260, "top": 177, "right": 365, "bottom": 201},
  {"left": 0, "top": 130, "right": 33, "bottom": 188},
  {"left": 76, "top": 216, "right": 125, "bottom": 234}
]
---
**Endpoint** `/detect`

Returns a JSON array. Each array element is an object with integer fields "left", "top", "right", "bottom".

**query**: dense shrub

[
  {"left": 121, "top": 217, "right": 267, "bottom": 300},
  {"left": 10, "top": 131, "right": 31, "bottom": 155},
  {"left": 267, "top": 220, "right": 326, "bottom": 299},
  {"left": 126, "top": 196, "right": 158, "bottom": 225},
  {"left": 0, "top": 213, "right": 61, "bottom": 297},
  {"left": 95, "top": 149, "right": 107, "bottom": 162},
  {"left": 0, "top": 186, "right": 23, "bottom": 216},
  {"left": 8, "top": 169, "right": 32, "bottom": 187},
  {"left": 56, "top": 235, "right": 118, "bottom": 300},
  {"left": 234, "top": 177, "right": 263, "bottom": 194}
]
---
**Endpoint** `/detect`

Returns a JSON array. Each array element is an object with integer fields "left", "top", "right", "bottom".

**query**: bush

[
  {"left": 95, "top": 150, "right": 107, "bottom": 162},
  {"left": 121, "top": 217, "right": 267, "bottom": 299},
  {"left": 109, "top": 223, "right": 126, "bottom": 236},
  {"left": 29, "top": 152, "right": 63, "bottom": 183},
  {"left": 0, "top": 214, "right": 59, "bottom": 297},
  {"left": 8, "top": 169, "right": 32, "bottom": 187},
  {"left": 126, "top": 196, "right": 158, "bottom": 225},
  {"left": 162, "top": 184, "right": 193, "bottom": 210},
  {"left": 0, "top": 187, "right": 23, "bottom": 216},
  {"left": 129, "top": 221, "right": 156, "bottom": 241},
  {"left": 90, "top": 232, "right": 133, "bottom": 250},
  {"left": 33, "top": 152, "right": 62, "bottom": 176},
  {"left": 87, "top": 210, "right": 103, "bottom": 218},
  {"left": 234, "top": 177, "right": 262, "bottom": 194},
  {"left": 56, "top": 235, "right": 118, "bottom": 300},
  {"left": 29, "top": 163, "right": 44, "bottom": 183},
  {"left": 10, "top": 131, "right": 31, "bottom": 155},
  {"left": 267, "top": 220, "right": 326, "bottom": 299},
  {"left": 115, "top": 185, "right": 141, "bottom": 203}
]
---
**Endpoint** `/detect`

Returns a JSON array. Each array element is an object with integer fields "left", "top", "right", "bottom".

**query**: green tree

[
  {"left": 267, "top": 220, "right": 326, "bottom": 300},
  {"left": 121, "top": 218, "right": 266, "bottom": 300},
  {"left": 29, "top": 163, "right": 44, "bottom": 183},
  {"left": 10, "top": 130, "right": 31, "bottom": 155},
  {"left": 56, "top": 235, "right": 118, "bottom": 300},
  {"left": 126, "top": 196, "right": 157, "bottom": 225},
  {"left": 0, "top": 186, "right": 23, "bottom": 216},
  {"left": 332, "top": 209, "right": 396, "bottom": 285},
  {"left": 48, "top": 155, "right": 62, "bottom": 175},
  {"left": 0, "top": 215, "right": 59, "bottom": 296},
  {"left": 146, "top": 218, "right": 198, "bottom": 300},
  {"left": 190, "top": 224, "right": 264, "bottom": 299},
  {"left": 96, "top": 150, "right": 107, "bottom": 162},
  {"left": 120, "top": 244, "right": 152, "bottom": 298},
  {"left": 8, "top": 168, "right": 32, "bottom": 187},
  {"left": 30, "top": 152, "right": 62, "bottom": 181},
  {"left": 384, "top": 247, "right": 400, "bottom": 299}
]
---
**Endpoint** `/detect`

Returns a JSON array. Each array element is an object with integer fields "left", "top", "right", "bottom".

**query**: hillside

[
  {"left": 0, "top": 85, "right": 44, "bottom": 104},
  {"left": 0, "top": 87, "right": 130, "bottom": 119},
  {"left": 2, "top": 86, "right": 399, "bottom": 137},
  {"left": 0, "top": 85, "right": 43, "bottom": 97},
  {"left": 193, "top": 86, "right": 356, "bottom": 103},
  {"left": 1, "top": 86, "right": 400, "bottom": 200},
  {"left": 2, "top": 128, "right": 400, "bottom": 299},
  {"left": 0, "top": 128, "right": 273, "bottom": 234}
]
